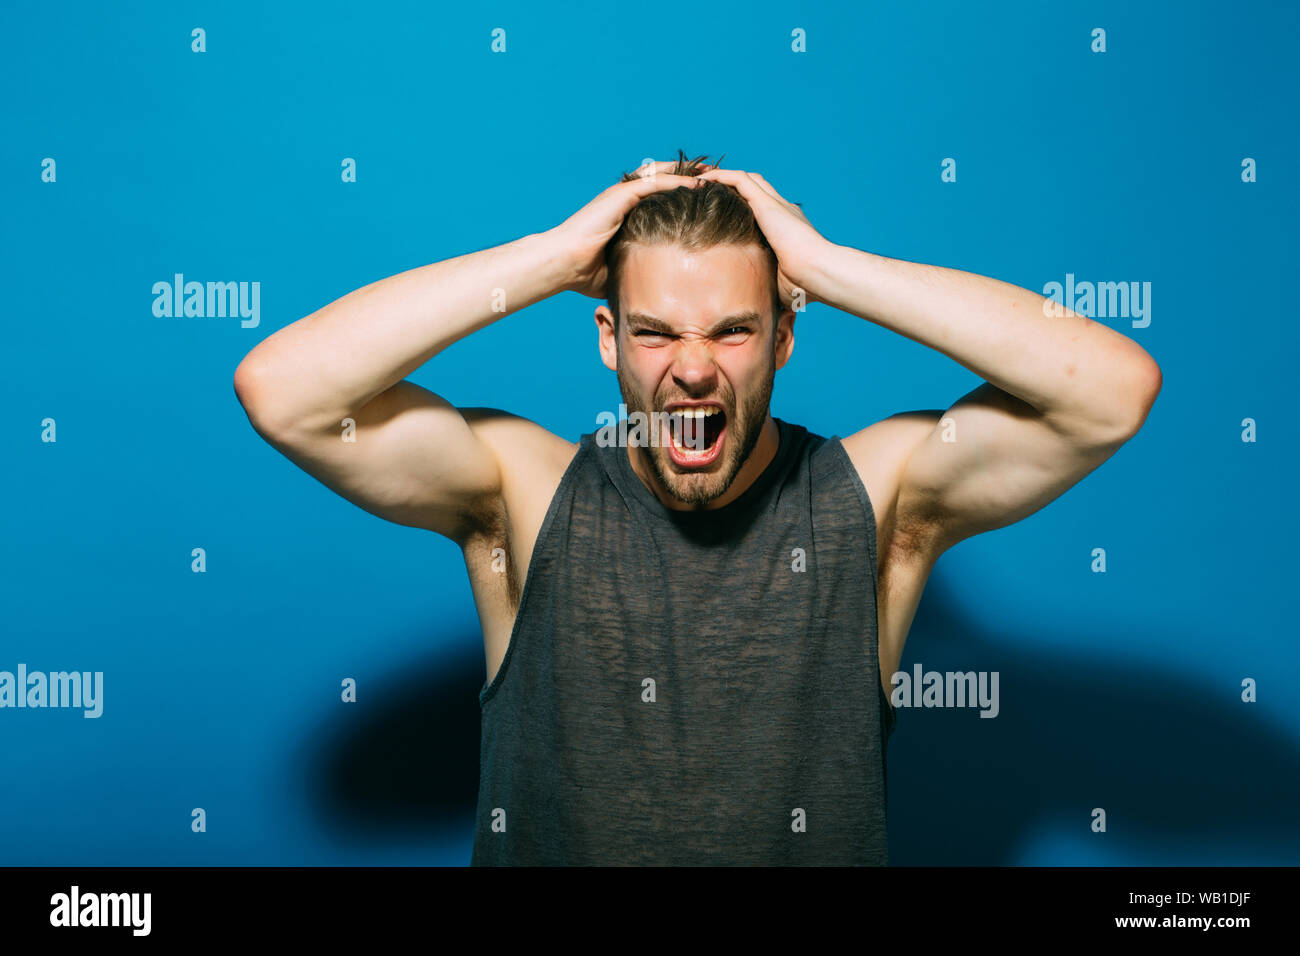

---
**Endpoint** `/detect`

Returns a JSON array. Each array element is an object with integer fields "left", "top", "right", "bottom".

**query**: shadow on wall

[
  {"left": 888, "top": 570, "right": 1300, "bottom": 865},
  {"left": 297, "top": 636, "right": 484, "bottom": 843}
]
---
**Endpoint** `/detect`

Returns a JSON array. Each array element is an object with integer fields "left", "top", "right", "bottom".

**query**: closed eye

[
  {"left": 633, "top": 330, "right": 674, "bottom": 343},
  {"left": 631, "top": 326, "right": 751, "bottom": 340}
]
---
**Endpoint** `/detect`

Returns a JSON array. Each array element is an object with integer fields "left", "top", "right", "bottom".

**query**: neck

[{"left": 628, "top": 415, "right": 780, "bottom": 511}]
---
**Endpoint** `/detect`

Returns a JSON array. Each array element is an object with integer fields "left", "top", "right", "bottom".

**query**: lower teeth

[
  {"left": 672, "top": 426, "right": 717, "bottom": 454},
  {"left": 663, "top": 413, "right": 724, "bottom": 455}
]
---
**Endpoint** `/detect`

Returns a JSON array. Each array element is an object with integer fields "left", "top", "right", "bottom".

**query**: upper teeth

[{"left": 671, "top": 407, "right": 721, "bottom": 417}]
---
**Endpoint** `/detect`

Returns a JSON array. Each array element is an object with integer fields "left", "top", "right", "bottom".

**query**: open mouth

[{"left": 662, "top": 404, "right": 727, "bottom": 467}]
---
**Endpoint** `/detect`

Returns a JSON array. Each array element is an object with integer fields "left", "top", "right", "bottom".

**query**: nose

[{"left": 668, "top": 339, "right": 719, "bottom": 393}]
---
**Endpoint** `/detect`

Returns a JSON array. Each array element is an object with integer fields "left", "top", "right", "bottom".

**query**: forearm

[
  {"left": 234, "top": 228, "right": 572, "bottom": 430},
  {"left": 809, "top": 243, "right": 1160, "bottom": 436}
]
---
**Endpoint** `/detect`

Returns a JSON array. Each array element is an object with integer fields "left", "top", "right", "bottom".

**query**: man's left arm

[
  {"left": 812, "top": 244, "right": 1162, "bottom": 554},
  {"left": 693, "top": 166, "right": 1162, "bottom": 556}
]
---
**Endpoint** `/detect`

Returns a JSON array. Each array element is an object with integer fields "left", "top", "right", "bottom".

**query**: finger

[
  {"left": 696, "top": 168, "right": 777, "bottom": 206},
  {"left": 746, "top": 172, "right": 788, "bottom": 204},
  {"left": 620, "top": 172, "right": 705, "bottom": 200},
  {"left": 750, "top": 172, "right": 810, "bottom": 221},
  {"left": 735, "top": 171, "right": 785, "bottom": 207},
  {"left": 701, "top": 168, "right": 806, "bottom": 219},
  {"left": 629, "top": 159, "right": 681, "bottom": 178},
  {"left": 630, "top": 159, "right": 714, "bottom": 179}
]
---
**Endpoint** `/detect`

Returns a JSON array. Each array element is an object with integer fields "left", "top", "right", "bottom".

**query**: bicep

[
  {"left": 245, "top": 379, "right": 504, "bottom": 540},
  {"left": 894, "top": 382, "right": 1128, "bottom": 551}
]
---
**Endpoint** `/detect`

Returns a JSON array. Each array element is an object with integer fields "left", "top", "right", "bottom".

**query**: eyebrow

[{"left": 624, "top": 311, "right": 764, "bottom": 335}]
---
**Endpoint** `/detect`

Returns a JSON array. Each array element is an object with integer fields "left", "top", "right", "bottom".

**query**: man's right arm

[
  {"left": 233, "top": 165, "right": 708, "bottom": 543},
  {"left": 232, "top": 228, "right": 575, "bottom": 544}
]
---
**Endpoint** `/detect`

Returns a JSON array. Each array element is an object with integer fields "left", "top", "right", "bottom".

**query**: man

[{"left": 233, "top": 152, "right": 1161, "bottom": 865}]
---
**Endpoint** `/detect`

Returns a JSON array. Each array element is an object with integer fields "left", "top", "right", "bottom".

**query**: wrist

[
  {"left": 790, "top": 240, "right": 840, "bottom": 308},
  {"left": 531, "top": 225, "right": 583, "bottom": 295},
  {"left": 805, "top": 241, "right": 875, "bottom": 312}
]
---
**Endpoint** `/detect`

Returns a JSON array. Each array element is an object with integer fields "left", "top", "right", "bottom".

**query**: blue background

[{"left": 3, "top": 0, "right": 1297, "bottom": 865}]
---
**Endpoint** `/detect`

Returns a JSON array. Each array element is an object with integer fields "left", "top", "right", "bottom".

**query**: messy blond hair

[{"left": 605, "top": 149, "right": 784, "bottom": 329}]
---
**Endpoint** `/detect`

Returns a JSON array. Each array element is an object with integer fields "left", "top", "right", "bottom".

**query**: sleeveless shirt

[{"left": 470, "top": 417, "right": 897, "bottom": 865}]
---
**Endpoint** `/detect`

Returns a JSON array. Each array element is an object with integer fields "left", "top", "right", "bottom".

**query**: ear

[
  {"left": 595, "top": 305, "right": 618, "bottom": 372},
  {"left": 773, "top": 307, "right": 796, "bottom": 371}
]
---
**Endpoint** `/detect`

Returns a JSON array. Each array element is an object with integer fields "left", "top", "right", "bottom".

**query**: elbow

[
  {"left": 233, "top": 356, "right": 288, "bottom": 437},
  {"left": 232, "top": 359, "right": 258, "bottom": 408},
  {"left": 1056, "top": 353, "right": 1161, "bottom": 447},
  {"left": 233, "top": 351, "right": 343, "bottom": 440},
  {"left": 233, "top": 355, "right": 266, "bottom": 414},
  {"left": 1114, "top": 356, "right": 1162, "bottom": 440}
]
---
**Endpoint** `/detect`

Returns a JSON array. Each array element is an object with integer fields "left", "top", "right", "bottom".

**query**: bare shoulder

[
  {"left": 460, "top": 407, "right": 578, "bottom": 489},
  {"left": 838, "top": 410, "right": 947, "bottom": 568},
  {"left": 457, "top": 407, "right": 578, "bottom": 565}
]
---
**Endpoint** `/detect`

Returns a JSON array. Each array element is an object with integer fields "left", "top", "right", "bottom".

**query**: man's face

[{"left": 596, "top": 242, "right": 795, "bottom": 506}]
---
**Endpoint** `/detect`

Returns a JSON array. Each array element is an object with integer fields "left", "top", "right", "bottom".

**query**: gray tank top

[{"left": 470, "top": 417, "right": 896, "bottom": 865}]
